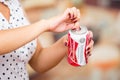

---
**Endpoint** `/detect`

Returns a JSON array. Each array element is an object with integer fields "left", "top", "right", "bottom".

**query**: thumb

[
  {"left": 71, "top": 21, "right": 80, "bottom": 30},
  {"left": 65, "top": 23, "right": 75, "bottom": 30}
]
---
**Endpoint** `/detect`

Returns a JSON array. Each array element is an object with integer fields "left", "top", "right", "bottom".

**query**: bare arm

[
  {"left": 29, "top": 35, "right": 67, "bottom": 73},
  {"left": 0, "top": 7, "right": 80, "bottom": 55},
  {"left": 0, "top": 20, "right": 48, "bottom": 54},
  {"left": 29, "top": 32, "right": 94, "bottom": 73},
  {"left": 0, "top": 0, "right": 81, "bottom": 56}
]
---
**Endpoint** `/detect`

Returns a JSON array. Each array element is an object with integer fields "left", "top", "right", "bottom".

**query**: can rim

[{"left": 70, "top": 26, "right": 87, "bottom": 35}]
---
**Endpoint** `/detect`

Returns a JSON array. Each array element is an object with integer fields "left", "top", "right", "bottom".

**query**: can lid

[{"left": 70, "top": 26, "right": 87, "bottom": 35}]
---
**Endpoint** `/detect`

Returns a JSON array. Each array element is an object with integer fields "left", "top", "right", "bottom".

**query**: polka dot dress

[{"left": 0, "top": 0, "right": 37, "bottom": 80}]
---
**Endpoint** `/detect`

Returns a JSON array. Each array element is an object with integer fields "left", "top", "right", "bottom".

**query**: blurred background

[{"left": 21, "top": 0, "right": 120, "bottom": 80}]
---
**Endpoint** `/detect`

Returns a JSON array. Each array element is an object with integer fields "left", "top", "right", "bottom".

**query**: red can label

[{"left": 67, "top": 26, "right": 91, "bottom": 66}]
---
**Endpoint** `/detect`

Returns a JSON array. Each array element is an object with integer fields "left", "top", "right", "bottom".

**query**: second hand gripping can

[{"left": 67, "top": 26, "right": 91, "bottom": 67}]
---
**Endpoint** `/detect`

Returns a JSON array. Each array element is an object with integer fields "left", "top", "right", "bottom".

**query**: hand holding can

[{"left": 67, "top": 26, "right": 92, "bottom": 66}]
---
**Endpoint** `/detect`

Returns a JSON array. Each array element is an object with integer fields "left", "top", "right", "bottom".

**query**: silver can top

[{"left": 70, "top": 26, "right": 87, "bottom": 35}]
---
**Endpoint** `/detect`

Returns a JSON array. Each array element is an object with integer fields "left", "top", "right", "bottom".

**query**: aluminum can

[{"left": 67, "top": 26, "right": 91, "bottom": 66}]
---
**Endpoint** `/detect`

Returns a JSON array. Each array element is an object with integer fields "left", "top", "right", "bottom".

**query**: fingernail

[
  {"left": 73, "top": 20, "right": 77, "bottom": 23},
  {"left": 87, "top": 51, "right": 90, "bottom": 54},
  {"left": 64, "top": 42, "right": 67, "bottom": 46},
  {"left": 89, "top": 54, "right": 91, "bottom": 56},
  {"left": 87, "top": 47, "right": 90, "bottom": 50},
  {"left": 72, "top": 28, "right": 76, "bottom": 30},
  {"left": 71, "top": 17, "right": 76, "bottom": 20},
  {"left": 87, "top": 52, "right": 91, "bottom": 56}
]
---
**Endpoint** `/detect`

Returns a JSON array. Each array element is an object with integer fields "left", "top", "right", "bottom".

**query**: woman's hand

[
  {"left": 47, "top": 7, "right": 80, "bottom": 32},
  {"left": 64, "top": 31, "right": 94, "bottom": 57},
  {"left": 86, "top": 31, "right": 94, "bottom": 57}
]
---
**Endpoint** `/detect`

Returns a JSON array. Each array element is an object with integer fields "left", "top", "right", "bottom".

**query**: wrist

[
  {"left": 38, "top": 19, "right": 50, "bottom": 32},
  {"left": 47, "top": 15, "right": 63, "bottom": 32}
]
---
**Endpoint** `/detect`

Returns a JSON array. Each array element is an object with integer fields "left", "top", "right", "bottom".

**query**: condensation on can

[{"left": 67, "top": 26, "right": 91, "bottom": 67}]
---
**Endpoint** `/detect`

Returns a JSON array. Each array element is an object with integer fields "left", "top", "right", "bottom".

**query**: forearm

[
  {"left": 29, "top": 35, "right": 67, "bottom": 73},
  {"left": 0, "top": 20, "right": 48, "bottom": 55}
]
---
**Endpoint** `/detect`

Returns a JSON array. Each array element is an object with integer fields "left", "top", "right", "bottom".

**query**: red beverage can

[{"left": 67, "top": 26, "right": 91, "bottom": 66}]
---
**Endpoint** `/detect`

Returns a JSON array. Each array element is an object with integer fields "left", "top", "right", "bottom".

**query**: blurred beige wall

[{"left": 21, "top": 0, "right": 56, "bottom": 9}]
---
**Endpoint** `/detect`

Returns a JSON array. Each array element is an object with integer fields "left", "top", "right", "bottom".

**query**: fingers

[
  {"left": 86, "top": 30, "right": 94, "bottom": 56},
  {"left": 86, "top": 39, "right": 94, "bottom": 56},
  {"left": 77, "top": 9, "right": 80, "bottom": 21},
  {"left": 64, "top": 41, "right": 68, "bottom": 47},
  {"left": 72, "top": 9, "right": 80, "bottom": 23},
  {"left": 74, "top": 21, "right": 80, "bottom": 29},
  {"left": 70, "top": 7, "right": 80, "bottom": 22},
  {"left": 64, "top": 7, "right": 80, "bottom": 23},
  {"left": 70, "top": 7, "right": 77, "bottom": 20}
]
